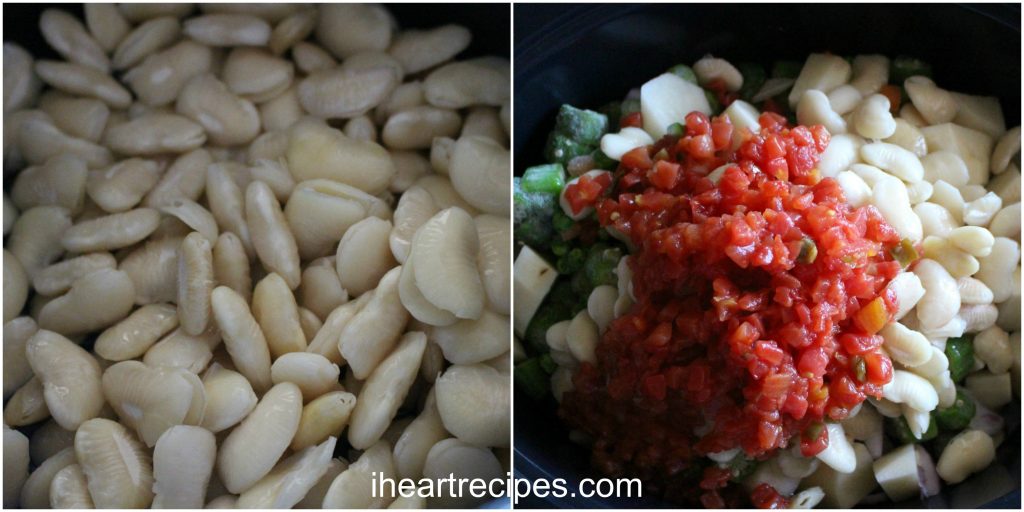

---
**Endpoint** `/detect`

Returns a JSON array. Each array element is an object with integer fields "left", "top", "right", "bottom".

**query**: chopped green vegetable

[
  {"left": 539, "top": 353, "right": 557, "bottom": 374},
  {"left": 591, "top": 149, "right": 617, "bottom": 170},
  {"left": 557, "top": 248, "right": 586, "bottom": 275},
  {"left": 515, "top": 358, "right": 550, "bottom": 400},
  {"left": 852, "top": 355, "right": 867, "bottom": 382},
  {"left": 727, "top": 455, "right": 757, "bottom": 481},
  {"left": 890, "top": 56, "right": 933, "bottom": 84},
  {"left": 584, "top": 246, "right": 622, "bottom": 289},
  {"left": 667, "top": 122, "right": 685, "bottom": 136},
  {"left": 945, "top": 336, "right": 975, "bottom": 383},
  {"left": 771, "top": 60, "right": 802, "bottom": 79},
  {"left": 798, "top": 237, "right": 818, "bottom": 263},
  {"left": 545, "top": 132, "right": 592, "bottom": 166},
  {"left": 550, "top": 238, "right": 569, "bottom": 256},
  {"left": 552, "top": 209, "right": 574, "bottom": 233},
  {"left": 554, "top": 105, "right": 608, "bottom": 146},
  {"left": 522, "top": 163, "right": 567, "bottom": 195},
  {"left": 667, "top": 64, "right": 698, "bottom": 83},
  {"left": 934, "top": 388, "right": 976, "bottom": 431},
  {"left": 621, "top": 98, "right": 641, "bottom": 116},
  {"left": 887, "top": 414, "right": 937, "bottom": 444},
  {"left": 513, "top": 177, "right": 557, "bottom": 247},
  {"left": 736, "top": 62, "right": 767, "bottom": 101},
  {"left": 704, "top": 89, "right": 721, "bottom": 115},
  {"left": 889, "top": 238, "right": 919, "bottom": 268}
]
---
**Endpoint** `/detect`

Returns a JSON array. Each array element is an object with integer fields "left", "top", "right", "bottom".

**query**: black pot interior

[{"left": 513, "top": 3, "right": 1021, "bottom": 509}]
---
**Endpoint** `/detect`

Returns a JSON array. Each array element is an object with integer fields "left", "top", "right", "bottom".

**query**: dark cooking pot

[{"left": 513, "top": 3, "right": 1020, "bottom": 508}]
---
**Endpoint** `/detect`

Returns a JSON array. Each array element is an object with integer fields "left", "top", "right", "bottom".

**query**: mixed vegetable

[{"left": 513, "top": 51, "right": 1020, "bottom": 509}]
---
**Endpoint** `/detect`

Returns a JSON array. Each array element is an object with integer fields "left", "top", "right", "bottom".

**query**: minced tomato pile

[{"left": 559, "top": 111, "right": 902, "bottom": 508}]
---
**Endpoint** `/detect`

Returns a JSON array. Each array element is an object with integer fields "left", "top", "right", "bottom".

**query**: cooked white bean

[
  {"left": 815, "top": 422, "right": 856, "bottom": 473},
  {"left": 113, "top": 16, "right": 181, "bottom": 70},
  {"left": 316, "top": 4, "right": 394, "bottom": 59},
  {"left": 923, "top": 236, "right": 979, "bottom": 278},
  {"left": 4, "top": 43, "right": 42, "bottom": 114},
  {"left": 104, "top": 113, "right": 208, "bottom": 156},
  {"left": 957, "top": 276, "right": 995, "bottom": 305},
  {"left": 267, "top": 8, "right": 316, "bottom": 55},
  {"left": 399, "top": 256, "right": 458, "bottom": 327},
  {"left": 183, "top": 13, "right": 270, "bottom": 46},
  {"left": 409, "top": 207, "right": 485, "bottom": 320},
  {"left": 102, "top": 360, "right": 205, "bottom": 446},
  {"left": 850, "top": 55, "right": 888, "bottom": 96},
  {"left": 349, "top": 332, "right": 426, "bottom": 449},
  {"left": 96, "top": 303, "right": 178, "bottom": 361},
  {"left": 86, "top": 159, "right": 161, "bottom": 213},
  {"left": 210, "top": 286, "right": 272, "bottom": 392},
  {"left": 270, "top": 352, "right": 339, "bottom": 402},
  {"left": 11, "top": 154, "right": 88, "bottom": 214},
  {"left": 150, "top": 426, "right": 215, "bottom": 509},
  {"left": 448, "top": 135, "right": 511, "bottom": 216},
  {"left": 423, "top": 57, "right": 510, "bottom": 109},
  {"left": 74, "top": 418, "right": 154, "bottom": 508},
  {"left": 176, "top": 232, "right": 214, "bottom": 336},
  {"left": 861, "top": 142, "right": 924, "bottom": 182},
  {"left": 62, "top": 208, "right": 159, "bottom": 253},
  {"left": 3, "top": 425, "right": 30, "bottom": 508},
  {"left": 936, "top": 430, "right": 995, "bottom": 484},
  {"left": 566, "top": 310, "right": 599, "bottom": 364},
  {"left": 963, "top": 191, "right": 1002, "bottom": 226},
  {"left": 34, "top": 60, "right": 130, "bottom": 109},
  {"left": 906, "top": 179, "right": 933, "bottom": 205},
  {"left": 292, "top": 392, "right": 356, "bottom": 451},
  {"left": 475, "top": 214, "right": 511, "bottom": 315},
  {"left": 990, "top": 126, "right": 1020, "bottom": 174},
  {"left": 693, "top": 55, "right": 742, "bottom": 92},
  {"left": 913, "top": 259, "right": 961, "bottom": 329},
  {"left": 24, "top": 329, "right": 102, "bottom": 431},
  {"left": 292, "top": 41, "right": 337, "bottom": 74},
  {"left": 960, "top": 303, "right": 998, "bottom": 333},
  {"left": 973, "top": 326, "right": 1012, "bottom": 374},
  {"left": 817, "top": 133, "right": 864, "bottom": 178},
  {"left": 435, "top": 363, "right": 509, "bottom": 447},
  {"left": 3, "top": 317, "right": 38, "bottom": 400},
  {"left": 246, "top": 180, "right": 301, "bottom": 289},
  {"left": 905, "top": 76, "right": 958, "bottom": 125},
  {"left": 4, "top": 377, "right": 49, "bottom": 427},
  {"left": 120, "top": 236, "right": 182, "bottom": 305},
  {"left": 432, "top": 310, "right": 508, "bottom": 364},
  {"left": 322, "top": 440, "right": 397, "bottom": 508},
  {"left": 336, "top": 217, "right": 398, "bottom": 297},
  {"left": 19, "top": 446, "right": 75, "bottom": 509},
  {"left": 825, "top": 84, "right": 862, "bottom": 116},
  {"left": 124, "top": 40, "right": 213, "bottom": 107},
  {"left": 237, "top": 436, "right": 337, "bottom": 509},
  {"left": 39, "top": 269, "right": 135, "bottom": 336},
  {"left": 176, "top": 73, "right": 260, "bottom": 147},
  {"left": 307, "top": 297, "right": 366, "bottom": 365},
  {"left": 853, "top": 94, "right": 896, "bottom": 139},
  {"left": 8, "top": 206, "right": 72, "bottom": 278},
  {"left": 796, "top": 90, "right": 846, "bottom": 135},
  {"left": 884, "top": 118, "right": 928, "bottom": 157},
  {"left": 946, "top": 226, "right": 995, "bottom": 257},
  {"left": 880, "top": 322, "right": 932, "bottom": 367},
  {"left": 217, "top": 382, "right": 302, "bottom": 494},
  {"left": 253, "top": 272, "right": 307, "bottom": 358},
  {"left": 38, "top": 93, "right": 110, "bottom": 143},
  {"left": 415, "top": 173, "right": 479, "bottom": 213},
  {"left": 340, "top": 267, "right": 410, "bottom": 379},
  {"left": 930, "top": 180, "right": 967, "bottom": 223},
  {"left": 287, "top": 119, "right": 396, "bottom": 195},
  {"left": 199, "top": 363, "right": 257, "bottom": 433},
  {"left": 882, "top": 369, "right": 939, "bottom": 412},
  {"left": 873, "top": 178, "right": 922, "bottom": 241},
  {"left": 423, "top": 438, "right": 504, "bottom": 508},
  {"left": 299, "top": 66, "right": 399, "bottom": 120},
  {"left": 15, "top": 110, "right": 112, "bottom": 168},
  {"left": 976, "top": 237, "right": 1020, "bottom": 302},
  {"left": 143, "top": 326, "right": 215, "bottom": 374},
  {"left": 988, "top": 202, "right": 1021, "bottom": 240},
  {"left": 299, "top": 265, "right": 348, "bottom": 321},
  {"left": 390, "top": 24, "right": 471, "bottom": 75},
  {"left": 3, "top": 252, "right": 29, "bottom": 323},
  {"left": 787, "top": 53, "right": 851, "bottom": 107},
  {"left": 921, "top": 123, "right": 994, "bottom": 185}
]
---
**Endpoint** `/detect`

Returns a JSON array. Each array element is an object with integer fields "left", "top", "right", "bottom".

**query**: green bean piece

[
  {"left": 704, "top": 89, "right": 722, "bottom": 115},
  {"left": 584, "top": 246, "right": 622, "bottom": 289},
  {"left": 945, "top": 336, "right": 975, "bottom": 383},
  {"left": 522, "top": 163, "right": 567, "bottom": 195},
  {"left": 667, "top": 122, "right": 685, "bottom": 136},
  {"left": 545, "top": 132, "right": 592, "bottom": 167},
  {"left": 668, "top": 64, "right": 698, "bottom": 83},
  {"left": 554, "top": 105, "right": 609, "bottom": 146},
  {"left": 934, "top": 388, "right": 976, "bottom": 431},
  {"left": 771, "top": 60, "right": 803, "bottom": 79},
  {"left": 557, "top": 248, "right": 586, "bottom": 275},
  {"left": 891, "top": 56, "right": 933, "bottom": 84},
  {"left": 886, "top": 415, "right": 937, "bottom": 444},
  {"left": 514, "top": 358, "right": 550, "bottom": 400},
  {"left": 736, "top": 62, "right": 767, "bottom": 101},
  {"left": 539, "top": 353, "right": 557, "bottom": 374},
  {"left": 513, "top": 177, "right": 557, "bottom": 248}
]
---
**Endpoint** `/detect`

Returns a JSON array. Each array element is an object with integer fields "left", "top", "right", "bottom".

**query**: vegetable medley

[{"left": 513, "top": 53, "right": 1021, "bottom": 508}]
